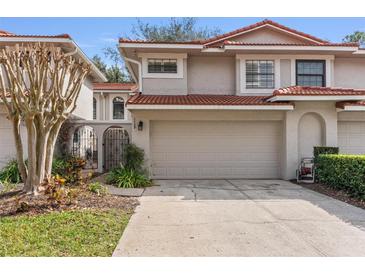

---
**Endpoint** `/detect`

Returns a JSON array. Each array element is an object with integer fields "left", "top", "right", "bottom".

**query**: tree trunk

[
  {"left": 11, "top": 116, "right": 28, "bottom": 183},
  {"left": 23, "top": 118, "right": 38, "bottom": 194},
  {"left": 45, "top": 119, "right": 64, "bottom": 178},
  {"left": 35, "top": 131, "right": 49, "bottom": 189}
]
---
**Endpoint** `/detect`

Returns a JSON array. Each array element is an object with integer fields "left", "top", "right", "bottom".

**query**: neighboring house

[
  {"left": 119, "top": 19, "right": 365, "bottom": 180},
  {"left": 0, "top": 30, "right": 107, "bottom": 168}
]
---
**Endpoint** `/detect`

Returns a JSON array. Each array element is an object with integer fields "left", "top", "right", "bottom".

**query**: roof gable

[
  {"left": 204, "top": 20, "right": 328, "bottom": 46},
  {"left": 225, "top": 27, "right": 313, "bottom": 45}
]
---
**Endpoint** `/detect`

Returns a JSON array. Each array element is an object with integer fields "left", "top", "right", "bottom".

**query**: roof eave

[
  {"left": 337, "top": 105, "right": 365, "bottom": 111},
  {"left": 127, "top": 104, "right": 294, "bottom": 110},
  {"left": 269, "top": 95, "right": 365, "bottom": 102},
  {"left": 224, "top": 45, "right": 359, "bottom": 52},
  {"left": 119, "top": 42, "right": 204, "bottom": 49}
]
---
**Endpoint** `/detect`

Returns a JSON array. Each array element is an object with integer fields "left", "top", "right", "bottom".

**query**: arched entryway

[
  {"left": 103, "top": 126, "right": 130, "bottom": 171},
  {"left": 298, "top": 112, "right": 325, "bottom": 160},
  {"left": 72, "top": 125, "right": 98, "bottom": 169}
]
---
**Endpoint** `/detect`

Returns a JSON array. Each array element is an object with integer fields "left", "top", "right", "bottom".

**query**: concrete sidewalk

[{"left": 113, "top": 179, "right": 365, "bottom": 256}]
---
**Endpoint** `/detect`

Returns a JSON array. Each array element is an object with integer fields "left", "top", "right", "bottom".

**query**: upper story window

[
  {"left": 246, "top": 60, "right": 275, "bottom": 89},
  {"left": 93, "top": 98, "right": 97, "bottom": 120},
  {"left": 296, "top": 60, "right": 325, "bottom": 87},
  {"left": 148, "top": 58, "right": 177, "bottom": 73},
  {"left": 113, "top": 97, "right": 124, "bottom": 120}
]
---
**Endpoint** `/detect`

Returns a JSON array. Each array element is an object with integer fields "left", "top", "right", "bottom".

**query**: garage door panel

[
  {"left": 151, "top": 121, "right": 282, "bottom": 179},
  {"left": 153, "top": 152, "right": 280, "bottom": 162},
  {"left": 338, "top": 122, "right": 365, "bottom": 154}
]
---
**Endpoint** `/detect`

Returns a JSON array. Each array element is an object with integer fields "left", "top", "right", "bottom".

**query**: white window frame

[
  {"left": 238, "top": 55, "right": 281, "bottom": 94},
  {"left": 109, "top": 94, "right": 128, "bottom": 121},
  {"left": 138, "top": 53, "right": 186, "bottom": 79}
]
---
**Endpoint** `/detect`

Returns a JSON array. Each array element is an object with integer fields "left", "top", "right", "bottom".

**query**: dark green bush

[
  {"left": 316, "top": 154, "right": 365, "bottom": 200},
  {"left": 107, "top": 144, "right": 150, "bottom": 188},
  {"left": 123, "top": 144, "right": 145, "bottom": 172},
  {"left": 0, "top": 160, "right": 21, "bottom": 184},
  {"left": 313, "top": 146, "right": 339, "bottom": 164}
]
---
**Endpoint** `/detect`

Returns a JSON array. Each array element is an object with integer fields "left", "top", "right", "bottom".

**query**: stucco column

[
  {"left": 131, "top": 113, "right": 151, "bottom": 175},
  {"left": 325, "top": 114, "right": 338, "bottom": 147},
  {"left": 282, "top": 110, "right": 299, "bottom": 180}
]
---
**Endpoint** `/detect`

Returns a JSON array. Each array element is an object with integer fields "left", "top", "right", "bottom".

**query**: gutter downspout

[
  {"left": 124, "top": 57, "right": 143, "bottom": 92},
  {"left": 119, "top": 47, "right": 142, "bottom": 92}
]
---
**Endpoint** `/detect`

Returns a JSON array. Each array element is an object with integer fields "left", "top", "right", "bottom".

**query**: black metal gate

[
  {"left": 72, "top": 126, "right": 98, "bottom": 169},
  {"left": 103, "top": 127, "right": 129, "bottom": 171}
]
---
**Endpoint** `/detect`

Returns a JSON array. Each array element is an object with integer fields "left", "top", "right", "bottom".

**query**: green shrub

[
  {"left": 0, "top": 160, "right": 21, "bottom": 184},
  {"left": 316, "top": 154, "right": 365, "bottom": 200},
  {"left": 313, "top": 146, "right": 339, "bottom": 164},
  {"left": 107, "top": 167, "right": 151, "bottom": 188},
  {"left": 124, "top": 144, "right": 145, "bottom": 172},
  {"left": 88, "top": 182, "right": 108, "bottom": 196}
]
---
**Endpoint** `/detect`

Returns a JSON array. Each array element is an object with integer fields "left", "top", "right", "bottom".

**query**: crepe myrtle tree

[{"left": 0, "top": 44, "right": 90, "bottom": 194}]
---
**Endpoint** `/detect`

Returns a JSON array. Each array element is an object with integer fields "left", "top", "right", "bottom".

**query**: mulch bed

[
  {"left": 0, "top": 183, "right": 139, "bottom": 217},
  {"left": 292, "top": 180, "right": 365, "bottom": 210}
]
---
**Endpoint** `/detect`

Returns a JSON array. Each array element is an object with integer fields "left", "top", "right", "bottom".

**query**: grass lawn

[{"left": 0, "top": 209, "right": 131, "bottom": 256}]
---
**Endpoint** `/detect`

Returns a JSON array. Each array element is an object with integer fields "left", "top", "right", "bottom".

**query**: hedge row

[
  {"left": 313, "top": 146, "right": 339, "bottom": 164},
  {"left": 316, "top": 154, "right": 365, "bottom": 200}
]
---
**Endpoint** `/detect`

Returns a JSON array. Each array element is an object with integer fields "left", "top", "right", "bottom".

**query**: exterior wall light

[{"left": 138, "top": 121, "right": 144, "bottom": 131}]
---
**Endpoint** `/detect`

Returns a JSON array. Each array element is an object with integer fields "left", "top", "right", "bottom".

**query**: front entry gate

[
  {"left": 72, "top": 126, "right": 98, "bottom": 169},
  {"left": 103, "top": 127, "right": 130, "bottom": 171}
]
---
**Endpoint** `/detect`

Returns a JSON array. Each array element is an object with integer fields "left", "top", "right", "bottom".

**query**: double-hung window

[
  {"left": 296, "top": 60, "right": 325, "bottom": 87},
  {"left": 246, "top": 60, "right": 275, "bottom": 89},
  {"left": 148, "top": 58, "right": 178, "bottom": 73}
]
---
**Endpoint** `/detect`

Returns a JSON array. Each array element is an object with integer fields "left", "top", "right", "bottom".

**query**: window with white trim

[
  {"left": 148, "top": 58, "right": 177, "bottom": 73},
  {"left": 296, "top": 60, "right": 325, "bottom": 87},
  {"left": 246, "top": 60, "right": 275, "bottom": 89},
  {"left": 113, "top": 97, "right": 124, "bottom": 120}
]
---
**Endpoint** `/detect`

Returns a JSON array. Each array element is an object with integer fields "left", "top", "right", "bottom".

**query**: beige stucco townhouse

[{"left": 120, "top": 19, "right": 365, "bottom": 180}]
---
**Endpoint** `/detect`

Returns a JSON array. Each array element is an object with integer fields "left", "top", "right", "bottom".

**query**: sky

[{"left": 1, "top": 17, "right": 364, "bottom": 65}]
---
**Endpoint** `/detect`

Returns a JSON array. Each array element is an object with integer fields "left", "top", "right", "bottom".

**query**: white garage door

[
  {"left": 338, "top": 121, "right": 365, "bottom": 154},
  {"left": 151, "top": 120, "right": 282, "bottom": 179}
]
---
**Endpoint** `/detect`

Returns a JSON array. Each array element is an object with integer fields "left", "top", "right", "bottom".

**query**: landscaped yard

[
  {"left": 0, "top": 172, "right": 139, "bottom": 256},
  {"left": 0, "top": 209, "right": 130, "bottom": 256}
]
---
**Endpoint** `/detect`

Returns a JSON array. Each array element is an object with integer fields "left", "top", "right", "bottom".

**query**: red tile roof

[
  {"left": 336, "top": 101, "right": 365, "bottom": 109},
  {"left": 119, "top": 20, "right": 356, "bottom": 49},
  {"left": 203, "top": 19, "right": 329, "bottom": 45},
  {"left": 273, "top": 86, "right": 365, "bottom": 96},
  {"left": 0, "top": 30, "right": 14, "bottom": 36},
  {"left": 0, "top": 31, "right": 71, "bottom": 39},
  {"left": 93, "top": 82, "right": 137, "bottom": 91},
  {"left": 127, "top": 93, "right": 292, "bottom": 106},
  {"left": 119, "top": 38, "right": 203, "bottom": 44},
  {"left": 223, "top": 41, "right": 359, "bottom": 47}
]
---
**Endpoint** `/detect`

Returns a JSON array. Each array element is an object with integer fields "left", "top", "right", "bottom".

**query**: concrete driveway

[{"left": 113, "top": 180, "right": 365, "bottom": 256}]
